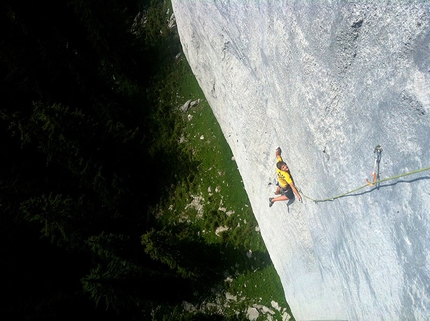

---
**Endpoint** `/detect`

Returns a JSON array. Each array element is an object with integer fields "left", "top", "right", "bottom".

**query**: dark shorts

[{"left": 280, "top": 186, "right": 294, "bottom": 199}]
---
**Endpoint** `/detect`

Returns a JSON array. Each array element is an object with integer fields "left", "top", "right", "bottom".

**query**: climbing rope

[{"left": 299, "top": 165, "right": 430, "bottom": 203}]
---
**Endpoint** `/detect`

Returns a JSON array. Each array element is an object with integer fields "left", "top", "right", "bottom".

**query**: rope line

[{"left": 299, "top": 165, "right": 430, "bottom": 203}]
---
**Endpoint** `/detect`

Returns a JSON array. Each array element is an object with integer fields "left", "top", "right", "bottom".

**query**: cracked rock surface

[{"left": 172, "top": 1, "right": 430, "bottom": 320}]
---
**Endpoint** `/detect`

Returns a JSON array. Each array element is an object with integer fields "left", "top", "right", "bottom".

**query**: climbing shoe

[{"left": 269, "top": 198, "right": 274, "bottom": 207}]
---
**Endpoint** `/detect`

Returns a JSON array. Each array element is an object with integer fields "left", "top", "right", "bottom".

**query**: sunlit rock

[{"left": 173, "top": 1, "right": 430, "bottom": 320}]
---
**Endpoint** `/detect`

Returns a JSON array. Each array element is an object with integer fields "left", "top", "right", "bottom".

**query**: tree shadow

[
  {"left": 139, "top": 222, "right": 274, "bottom": 302},
  {"left": 0, "top": 0, "right": 211, "bottom": 318}
]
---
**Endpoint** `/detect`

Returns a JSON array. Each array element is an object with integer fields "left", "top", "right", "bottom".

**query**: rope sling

[
  {"left": 299, "top": 165, "right": 430, "bottom": 203},
  {"left": 299, "top": 145, "right": 430, "bottom": 203}
]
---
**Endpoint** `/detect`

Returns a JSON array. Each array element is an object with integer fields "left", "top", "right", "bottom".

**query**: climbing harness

[{"left": 366, "top": 145, "right": 383, "bottom": 186}]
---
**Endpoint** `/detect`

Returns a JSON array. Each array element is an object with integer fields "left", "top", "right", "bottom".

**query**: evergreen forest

[{"left": 0, "top": 0, "right": 228, "bottom": 319}]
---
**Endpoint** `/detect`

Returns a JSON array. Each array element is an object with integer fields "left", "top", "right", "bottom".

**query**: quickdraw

[{"left": 366, "top": 145, "right": 383, "bottom": 186}]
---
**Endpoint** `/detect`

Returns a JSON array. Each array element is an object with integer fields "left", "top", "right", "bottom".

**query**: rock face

[{"left": 172, "top": 1, "right": 430, "bottom": 320}]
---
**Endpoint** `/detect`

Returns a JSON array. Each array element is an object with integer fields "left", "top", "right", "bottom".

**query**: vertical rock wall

[{"left": 172, "top": 1, "right": 430, "bottom": 320}]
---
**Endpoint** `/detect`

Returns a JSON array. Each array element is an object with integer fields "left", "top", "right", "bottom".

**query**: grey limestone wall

[{"left": 172, "top": 1, "right": 430, "bottom": 320}]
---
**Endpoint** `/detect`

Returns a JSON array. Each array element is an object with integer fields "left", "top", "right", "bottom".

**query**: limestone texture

[{"left": 172, "top": 1, "right": 430, "bottom": 320}]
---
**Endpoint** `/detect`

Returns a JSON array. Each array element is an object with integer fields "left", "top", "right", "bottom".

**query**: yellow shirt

[{"left": 276, "top": 155, "right": 293, "bottom": 189}]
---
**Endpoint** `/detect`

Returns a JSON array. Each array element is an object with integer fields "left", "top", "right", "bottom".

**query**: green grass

[
  {"left": 152, "top": 52, "right": 294, "bottom": 319},
  {"left": 146, "top": 2, "right": 295, "bottom": 318}
]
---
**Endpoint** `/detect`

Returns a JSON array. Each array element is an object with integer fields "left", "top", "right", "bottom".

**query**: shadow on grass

[{"left": 140, "top": 222, "right": 273, "bottom": 301}]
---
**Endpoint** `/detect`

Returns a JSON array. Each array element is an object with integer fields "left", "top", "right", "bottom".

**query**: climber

[{"left": 269, "top": 147, "right": 302, "bottom": 207}]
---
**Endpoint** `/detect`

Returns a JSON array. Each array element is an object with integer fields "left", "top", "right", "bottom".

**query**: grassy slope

[
  {"left": 144, "top": 2, "right": 296, "bottom": 319},
  {"left": 156, "top": 48, "right": 295, "bottom": 319}
]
